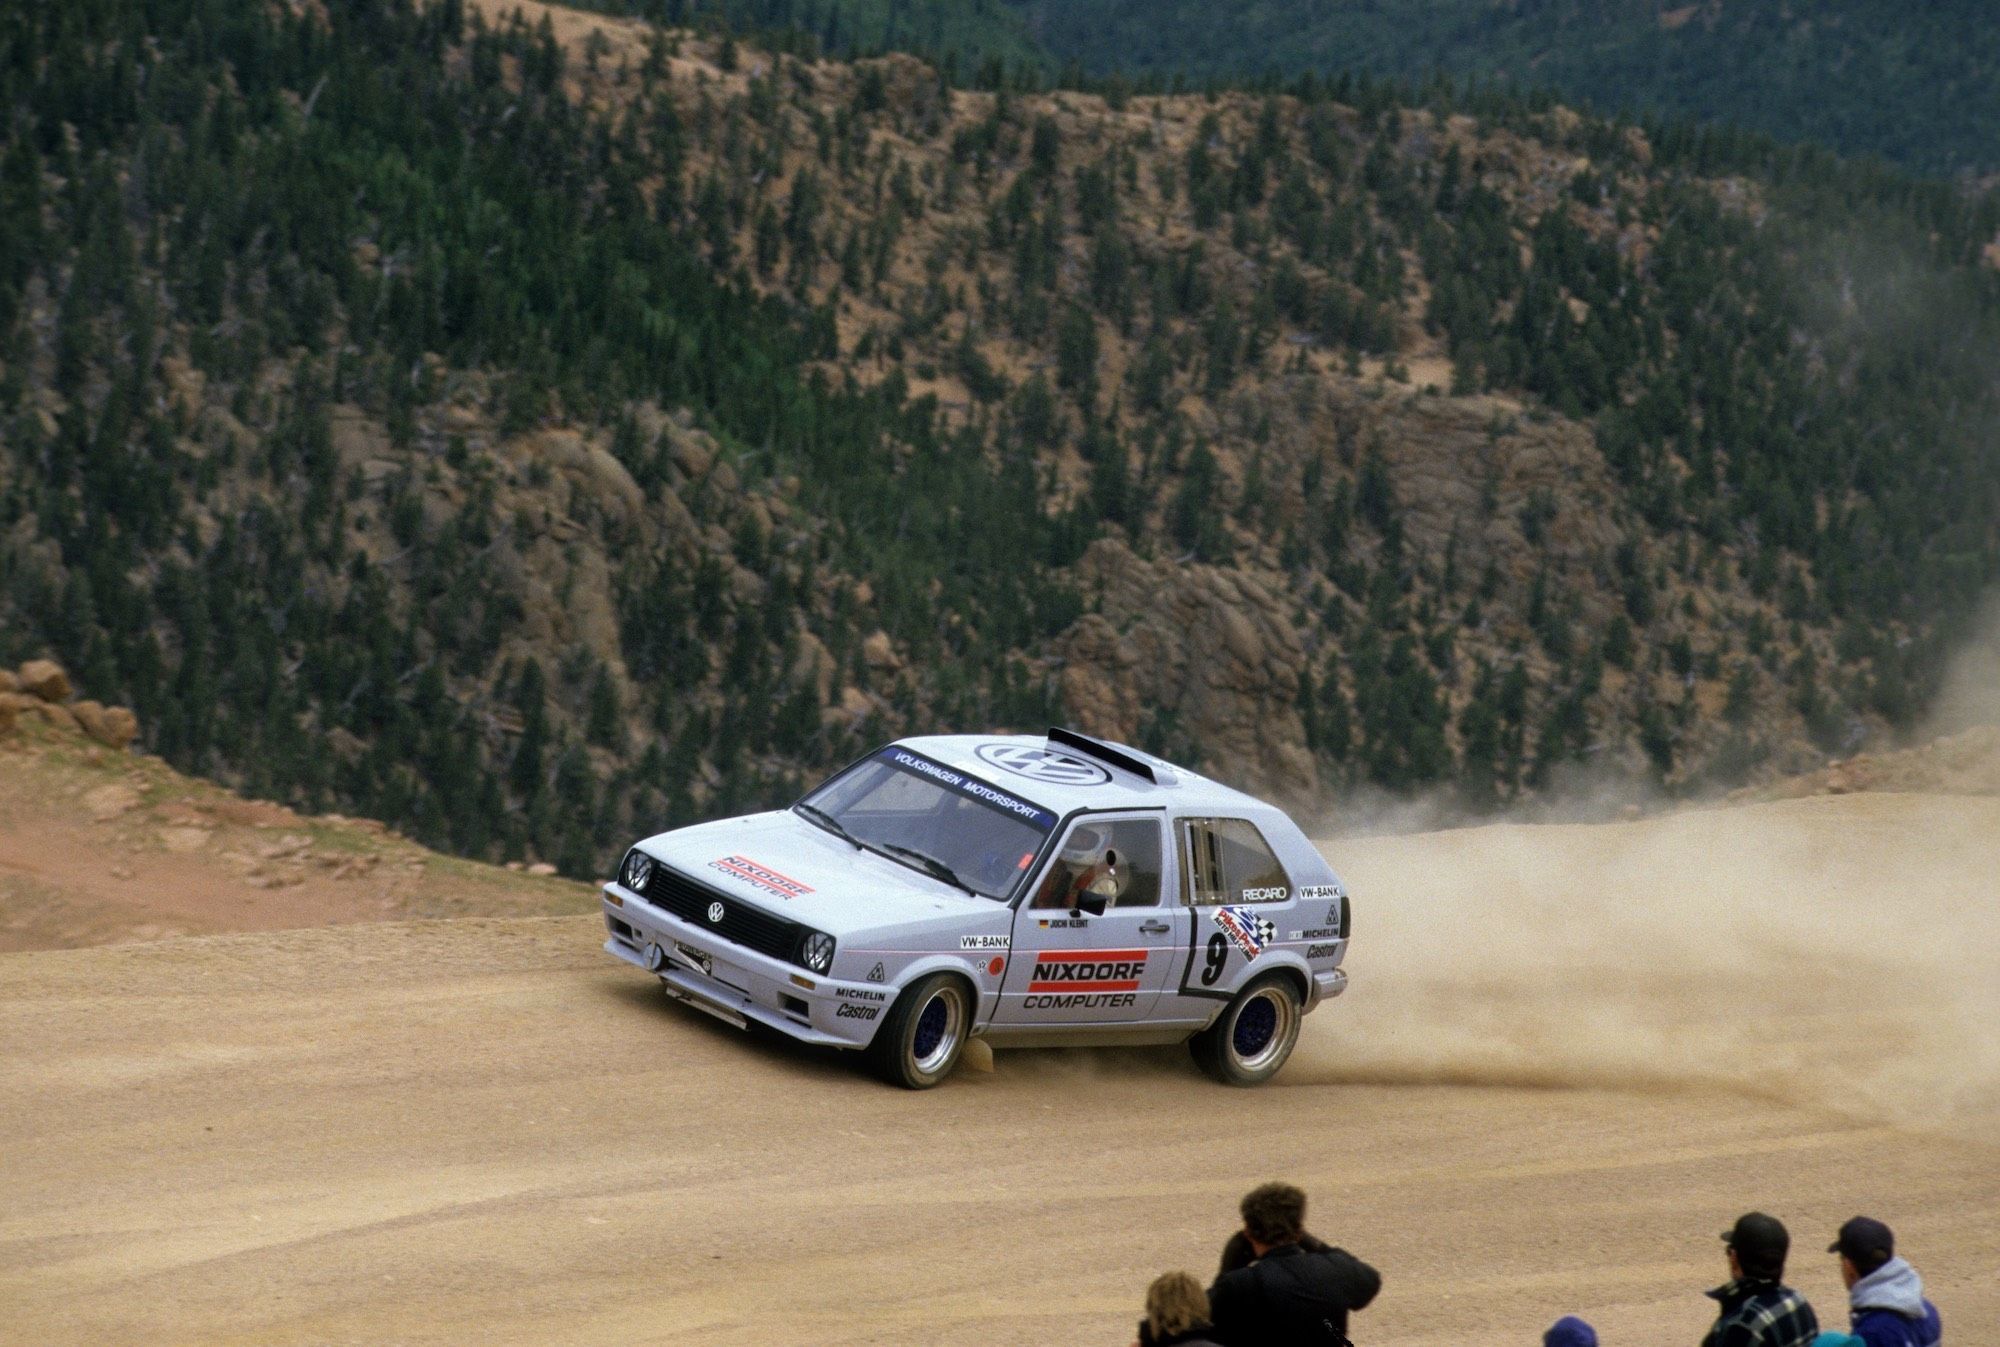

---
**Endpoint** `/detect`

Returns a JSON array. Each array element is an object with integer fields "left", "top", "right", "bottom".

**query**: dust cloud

[
  {"left": 1923, "top": 595, "right": 2000, "bottom": 738},
  {"left": 1302, "top": 792, "right": 2000, "bottom": 1142}
]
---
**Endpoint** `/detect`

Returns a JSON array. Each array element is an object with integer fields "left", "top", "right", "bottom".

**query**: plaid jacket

[{"left": 1703, "top": 1278, "right": 1820, "bottom": 1347}]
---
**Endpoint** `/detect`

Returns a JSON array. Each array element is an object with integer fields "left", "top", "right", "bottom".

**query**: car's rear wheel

[
  {"left": 1190, "top": 974, "right": 1301, "bottom": 1086},
  {"left": 867, "top": 972, "right": 971, "bottom": 1089}
]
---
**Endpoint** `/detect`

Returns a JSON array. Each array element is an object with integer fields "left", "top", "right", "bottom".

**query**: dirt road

[{"left": 4, "top": 792, "right": 1997, "bottom": 1344}]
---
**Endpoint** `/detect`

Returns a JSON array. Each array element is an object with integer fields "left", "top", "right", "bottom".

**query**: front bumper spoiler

[{"left": 602, "top": 885, "right": 877, "bottom": 1049}]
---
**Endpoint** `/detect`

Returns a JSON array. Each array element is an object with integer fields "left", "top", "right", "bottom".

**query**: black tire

[
  {"left": 866, "top": 972, "right": 972, "bottom": 1089},
  {"left": 1190, "top": 973, "right": 1302, "bottom": 1086}
]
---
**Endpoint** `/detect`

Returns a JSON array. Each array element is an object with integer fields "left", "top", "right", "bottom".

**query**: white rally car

[{"left": 601, "top": 729, "right": 1350, "bottom": 1088}]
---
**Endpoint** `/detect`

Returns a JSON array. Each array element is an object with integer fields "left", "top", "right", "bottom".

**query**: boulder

[
  {"left": 72, "top": 701, "right": 140, "bottom": 751},
  {"left": 0, "top": 699, "right": 15, "bottom": 736},
  {"left": 26, "top": 700, "right": 79, "bottom": 732},
  {"left": 0, "top": 668, "right": 16, "bottom": 692},
  {"left": 17, "top": 660, "right": 71, "bottom": 703}
]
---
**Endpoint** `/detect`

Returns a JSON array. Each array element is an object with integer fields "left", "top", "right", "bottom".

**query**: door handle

[{"left": 1138, "top": 920, "right": 1171, "bottom": 935}]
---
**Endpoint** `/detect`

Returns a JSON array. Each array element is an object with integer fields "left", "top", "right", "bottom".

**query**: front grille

[{"left": 639, "top": 863, "right": 802, "bottom": 967}]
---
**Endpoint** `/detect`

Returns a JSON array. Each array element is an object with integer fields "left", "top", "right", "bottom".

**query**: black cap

[
  {"left": 1721, "top": 1212, "right": 1790, "bottom": 1266},
  {"left": 1829, "top": 1216, "right": 1895, "bottom": 1264}
]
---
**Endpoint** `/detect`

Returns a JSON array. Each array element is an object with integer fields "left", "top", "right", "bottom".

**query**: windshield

[{"left": 796, "top": 747, "right": 1058, "bottom": 901}]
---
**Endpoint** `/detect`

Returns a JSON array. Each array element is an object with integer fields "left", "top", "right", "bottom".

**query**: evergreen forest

[
  {"left": 600, "top": 0, "right": 2000, "bottom": 176},
  {"left": 2, "top": 0, "right": 1997, "bottom": 877}
]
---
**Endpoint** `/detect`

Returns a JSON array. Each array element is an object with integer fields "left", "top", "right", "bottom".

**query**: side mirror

[{"left": 1076, "top": 892, "right": 1108, "bottom": 917}]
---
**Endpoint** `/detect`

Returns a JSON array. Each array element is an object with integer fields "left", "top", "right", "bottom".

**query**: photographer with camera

[{"left": 1207, "top": 1182, "right": 1380, "bottom": 1347}]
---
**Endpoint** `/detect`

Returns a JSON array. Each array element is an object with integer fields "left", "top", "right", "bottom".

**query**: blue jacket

[{"left": 1848, "top": 1258, "right": 1941, "bottom": 1347}]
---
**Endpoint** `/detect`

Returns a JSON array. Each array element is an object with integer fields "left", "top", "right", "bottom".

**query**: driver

[{"left": 1031, "top": 824, "right": 1124, "bottom": 910}]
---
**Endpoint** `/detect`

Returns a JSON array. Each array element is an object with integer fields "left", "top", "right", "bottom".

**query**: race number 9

[{"left": 1200, "top": 931, "right": 1227, "bottom": 986}]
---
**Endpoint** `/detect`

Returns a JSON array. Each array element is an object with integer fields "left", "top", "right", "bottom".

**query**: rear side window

[{"left": 1179, "top": 818, "right": 1291, "bottom": 905}]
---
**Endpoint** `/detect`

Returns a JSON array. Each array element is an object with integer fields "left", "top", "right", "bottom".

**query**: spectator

[
  {"left": 1546, "top": 1315, "right": 1599, "bottom": 1346},
  {"left": 1131, "top": 1270, "right": 1223, "bottom": 1347},
  {"left": 1704, "top": 1212, "right": 1819, "bottom": 1347},
  {"left": 1207, "top": 1182, "right": 1379, "bottom": 1347},
  {"left": 1827, "top": 1217, "right": 1941, "bottom": 1347}
]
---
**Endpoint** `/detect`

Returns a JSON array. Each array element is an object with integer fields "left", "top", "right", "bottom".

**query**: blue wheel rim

[
  {"left": 1234, "top": 996, "right": 1278, "bottom": 1057},
  {"left": 914, "top": 997, "right": 947, "bottom": 1059}
]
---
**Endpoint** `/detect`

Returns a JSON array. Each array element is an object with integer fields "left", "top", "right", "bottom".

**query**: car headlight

[
  {"left": 801, "top": 931, "right": 835, "bottom": 974},
  {"left": 622, "top": 849, "right": 654, "bottom": 892}
]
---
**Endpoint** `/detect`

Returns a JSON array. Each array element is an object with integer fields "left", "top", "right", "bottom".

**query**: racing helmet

[{"left": 1058, "top": 823, "right": 1109, "bottom": 866}]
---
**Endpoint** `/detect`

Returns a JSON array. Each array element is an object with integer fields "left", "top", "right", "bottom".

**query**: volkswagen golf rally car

[{"left": 600, "top": 728, "right": 1351, "bottom": 1088}]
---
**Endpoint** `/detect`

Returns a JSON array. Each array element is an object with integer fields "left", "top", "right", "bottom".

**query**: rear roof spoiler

[{"left": 1046, "top": 726, "right": 1175, "bottom": 787}]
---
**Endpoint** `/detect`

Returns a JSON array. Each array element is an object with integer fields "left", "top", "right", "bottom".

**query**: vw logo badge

[
  {"left": 706, "top": 901, "right": 725, "bottom": 924},
  {"left": 976, "top": 742, "right": 1110, "bottom": 786}
]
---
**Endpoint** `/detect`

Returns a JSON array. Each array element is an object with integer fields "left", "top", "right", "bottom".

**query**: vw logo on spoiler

[
  {"left": 707, "top": 901, "right": 725, "bottom": 923},
  {"left": 976, "top": 743, "right": 1110, "bottom": 786}
]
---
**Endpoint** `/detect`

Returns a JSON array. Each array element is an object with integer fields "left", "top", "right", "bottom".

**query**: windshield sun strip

[{"left": 794, "top": 748, "right": 1059, "bottom": 901}]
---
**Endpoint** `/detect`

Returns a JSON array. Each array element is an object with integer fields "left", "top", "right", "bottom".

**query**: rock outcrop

[
  {"left": 0, "top": 660, "right": 142, "bottom": 750},
  {"left": 71, "top": 701, "right": 141, "bottom": 751},
  {"left": 15, "top": 660, "right": 71, "bottom": 703},
  {"left": 1055, "top": 539, "right": 1316, "bottom": 799}
]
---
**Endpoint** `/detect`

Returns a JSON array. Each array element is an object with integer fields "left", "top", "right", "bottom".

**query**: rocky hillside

[
  {"left": 2, "top": 0, "right": 1998, "bottom": 876},
  {"left": 0, "top": 654, "right": 588, "bottom": 951},
  {"left": 595, "top": 1, "right": 2000, "bottom": 176}
]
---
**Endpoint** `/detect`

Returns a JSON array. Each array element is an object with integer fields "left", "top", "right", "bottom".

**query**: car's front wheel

[
  {"left": 866, "top": 972, "right": 971, "bottom": 1089},
  {"left": 1190, "top": 973, "right": 1302, "bottom": 1086}
]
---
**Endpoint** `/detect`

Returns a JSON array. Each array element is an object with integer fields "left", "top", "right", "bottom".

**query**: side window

[
  {"left": 1029, "top": 818, "right": 1164, "bottom": 909},
  {"left": 1178, "top": 818, "right": 1292, "bottom": 905}
]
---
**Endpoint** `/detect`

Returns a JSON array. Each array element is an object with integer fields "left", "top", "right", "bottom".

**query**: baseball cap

[
  {"left": 1721, "top": 1212, "right": 1790, "bottom": 1262},
  {"left": 1828, "top": 1216, "right": 1894, "bottom": 1262}
]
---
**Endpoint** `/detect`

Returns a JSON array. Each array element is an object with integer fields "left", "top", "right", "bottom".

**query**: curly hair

[
  {"left": 1240, "top": 1181, "right": 1308, "bottom": 1246},
  {"left": 1145, "top": 1271, "right": 1212, "bottom": 1338}
]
